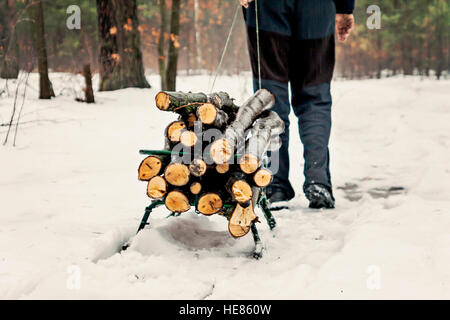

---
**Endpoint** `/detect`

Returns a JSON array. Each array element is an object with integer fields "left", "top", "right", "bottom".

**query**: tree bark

[
  {"left": 158, "top": 0, "right": 168, "bottom": 90},
  {"left": 210, "top": 89, "right": 275, "bottom": 164},
  {"left": 96, "top": 0, "right": 150, "bottom": 91},
  {"left": 0, "top": 0, "right": 19, "bottom": 79},
  {"left": 194, "top": 0, "right": 202, "bottom": 70},
  {"left": 166, "top": 0, "right": 181, "bottom": 91},
  {"left": 33, "top": 1, "right": 54, "bottom": 99},
  {"left": 83, "top": 64, "right": 95, "bottom": 103}
]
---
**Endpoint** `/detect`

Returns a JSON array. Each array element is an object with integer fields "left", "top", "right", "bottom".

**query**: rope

[
  {"left": 255, "top": 0, "right": 262, "bottom": 90},
  {"left": 210, "top": 0, "right": 262, "bottom": 92},
  {"left": 209, "top": 3, "right": 241, "bottom": 92}
]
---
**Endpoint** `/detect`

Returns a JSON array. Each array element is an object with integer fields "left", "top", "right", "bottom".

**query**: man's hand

[
  {"left": 240, "top": 0, "right": 254, "bottom": 8},
  {"left": 335, "top": 14, "right": 354, "bottom": 42}
]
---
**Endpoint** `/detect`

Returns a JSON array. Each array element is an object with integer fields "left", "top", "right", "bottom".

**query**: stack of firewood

[{"left": 138, "top": 89, "right": 284, "bottom": 238}]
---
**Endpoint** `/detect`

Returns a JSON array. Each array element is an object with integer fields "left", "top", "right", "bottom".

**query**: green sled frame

[{"left": 123, "top": 149, "right": 277, "bottom": 259}]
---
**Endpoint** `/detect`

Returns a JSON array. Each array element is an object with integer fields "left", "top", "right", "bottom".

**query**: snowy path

[{"left": 1, "top": 74, "right": 449, "bottom": 299}]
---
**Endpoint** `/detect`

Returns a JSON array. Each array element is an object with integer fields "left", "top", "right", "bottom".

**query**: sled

[{"left": 122, "top": 149, "right": 277, "bottom": 259}]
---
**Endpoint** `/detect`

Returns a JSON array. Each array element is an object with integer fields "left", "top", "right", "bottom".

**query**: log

[
  {"left": 230, "top": 180, "right": 253, "bottom": 203},
  {"left": 240, "top": 111, "right": 285, "bottom": 173},
  {"left": 253, "top": 168, "right": 273, "bottom": 188},
  {"left": 210, "top": 89, "right": 275, "bottom": 164},
  {"left": 165, "top": 190, "right": 191, "bottom": 213},
  {"left": 197, "top": 192, "right": 223, "bottom": 215},
  {"left": 257, "top": 110, "right": 285, "bottom": 136},
  {"left": 226, "top": 172, "right": 253, "bottom": 203},
  {"left": 196, "top": 103, "right": 217, "bottom": 125},
  {"left": 196, "top": 103, "right": 229, "bottom": 127},
  {"left": 209, "top": 138, "right": 234, "bottom": 165},
  {"left": 207, "top": 91, "right": 237, "bottom": 111},
  {"left": 166, "top": 120, "right": 186, "bottom": 143},
  {"left": 147, "top": 176, "right": 167, "bottom": 199},
  {"left": 239, "top": 154, "right": 260, "bottom": 174},
  {"left": 215, "top": 163, "right": 229, "bottom": 174},
  {"left": 228, "top": 201, "right": 257, "bottom": 238},
  {"left": 189, "top": 181, "right": 202, "bottom": 195},
  {"left": 189, "top": 158, "right": 207, "bottom": 177},
  {"left": 267, "top": 135, "right": 282, "bottom": 151},
  {"left": 138, "top": 156, "right": 166, "bottom": 180},
  {"left": 155, "top": 91, "right": 208, "bottom": 111},
  {"left": 156, "top": 91, "right": 238, "bottom": 113},
  {"left": 179, "top": 130, "right": 198, "bottom": 147},
  {"left": 164, "top": 163, "right": 190, "bottom": 186}
]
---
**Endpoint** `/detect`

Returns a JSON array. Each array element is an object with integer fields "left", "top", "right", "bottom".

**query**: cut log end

[
  {"left": 165, "top": 190, "right": 191, "bottom": 213},
  {"left": 190, "top": 182, "right": 202, "bottom": 195},
  {"left": 180, "top": 130, "right": 198, "bottom": 147},
  {"left": 210, "top": 138, "right": 233, "bottom": 164},
  {"left": 239, "top": 154, "right": 260, "bottom": 174},
  {"left": 166, "top": 121, "right": 186, "bottom": 142},
  {"left": 189, "top": 159, "right": 207, "bottom": 177},
  {"left": 138, "top": 156, "right": 163, "bottom": 181},
  {"left": 228, "top": 202, "right": 257, "bottom": 238},
  {"left": 231, "top": 180, "right": 253, "bottom": 203},
  {"left": 155, "top": 92, "right": 170, "bottom": 110},
  {"left": 197, "top": 193, "right": 223, "bottom": 215},
  {"left": 215, "top": 163, "right": 230, "bottom": 174},
  {"left": 147, "top": 176, "right": 167, "bottom": 199},
  {"left": 197, "top": 103, "right": 218, "bottom": 125},
  {"left": 253, "top": 168, "right": 273, "bottom": 188},
  {"left": 164, "top": 163, "right": 190, "bottom": 186}
]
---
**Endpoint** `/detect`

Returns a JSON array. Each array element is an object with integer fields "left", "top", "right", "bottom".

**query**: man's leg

[
  {"left": 290, "top": 0, "right": 336, "bottom": 207},
  {"left": 244, "top": 0, "right": 296, "bottom": 200}
]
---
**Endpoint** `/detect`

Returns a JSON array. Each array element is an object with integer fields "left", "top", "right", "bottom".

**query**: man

[{"left": 241, "top": 0, "right": 355, "bottom": 209}]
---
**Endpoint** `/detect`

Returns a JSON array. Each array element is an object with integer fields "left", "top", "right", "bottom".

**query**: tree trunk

[
  {"left": 166, "top": 0, "right": 181, "bottom": 91},
  {"left": 33, "top": 1, "right": 54, "bottom": 99},
  {"left": 0, "top": 0, "right": 19, "bottom": 79},
  {"left": 194, "top": 0, "right": 202, "bottom": 70},
  {"left": 158, "top": 0, "right": 168, "bottom": 90},
  {"left": 96, "top": 0, "right": 150, "bottom": 91},
  {"left": 83, "top": 64, "right": 95, "bottom": 103}
]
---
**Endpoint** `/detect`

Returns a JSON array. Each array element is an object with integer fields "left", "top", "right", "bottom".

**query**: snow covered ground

[{"left": 0, "top": 73, "right": 449, "bottom": 299}]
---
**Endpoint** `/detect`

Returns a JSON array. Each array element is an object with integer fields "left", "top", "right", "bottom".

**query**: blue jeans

[{"left": 244, "top": 0, "right": 336, "bottom": 198}]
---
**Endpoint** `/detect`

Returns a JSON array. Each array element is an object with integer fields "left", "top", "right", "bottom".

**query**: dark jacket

[{"left": 334, "top": 0, "right": 355, "bottom": 14}]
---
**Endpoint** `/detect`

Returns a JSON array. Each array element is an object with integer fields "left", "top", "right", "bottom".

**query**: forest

[{"left": 0, "top": 0, "right": 448, "bottom": 97}]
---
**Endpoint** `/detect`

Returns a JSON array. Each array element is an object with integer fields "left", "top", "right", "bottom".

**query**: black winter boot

[
  {"left": 304, "top": 184, "right": 335, "bottom": 209},
  {"left": 265, "top": 186, "right": 294, "bottom": 211}
]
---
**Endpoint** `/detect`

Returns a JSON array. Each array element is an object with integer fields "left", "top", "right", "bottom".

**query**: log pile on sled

[{"left": 138, "top": 89, "right": 284, "bottom": 238}]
